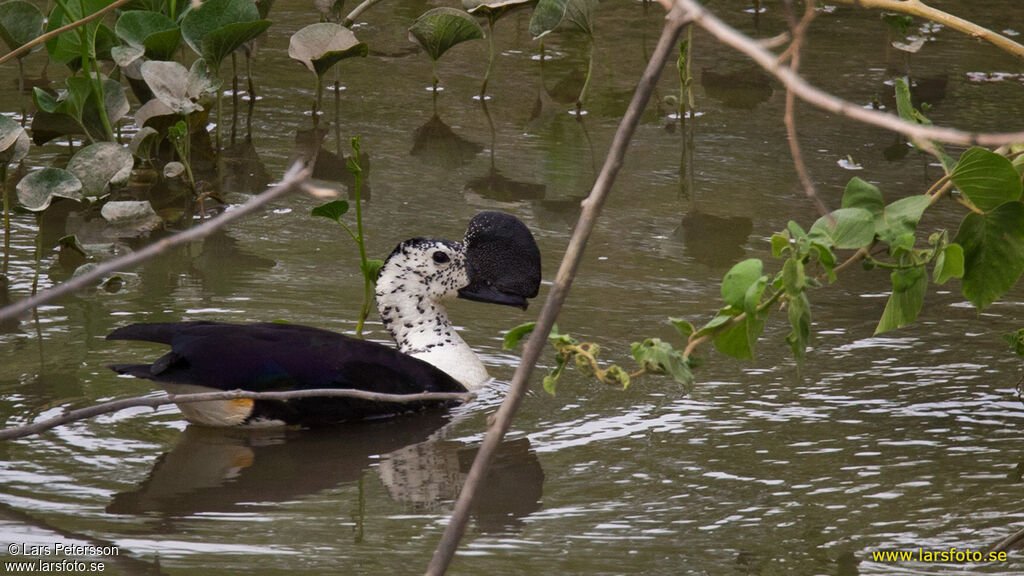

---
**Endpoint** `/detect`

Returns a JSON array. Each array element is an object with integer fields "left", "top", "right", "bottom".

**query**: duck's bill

[
  {"left": 458, "top": 282, "right": 530, "bottom": 310},
  {"left": 459, "top": 211, "right": 542, "bottom": 310}
]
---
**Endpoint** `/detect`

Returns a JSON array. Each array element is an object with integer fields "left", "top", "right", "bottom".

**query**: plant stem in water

[
  {"left": 576, "top": 38, "right": 595, "bottom": 114},
  {"left": 481, "top": 19, "right": 496, "bottom": 98}
]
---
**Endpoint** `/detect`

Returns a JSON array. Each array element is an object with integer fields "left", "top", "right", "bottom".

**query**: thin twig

[
  {"left": 424, "top": 7, "right": 691, "bottom": 575},
  {"left": 0, "top": 162, "right": 313, "bottom": 324},
  {"left": 0, "top": 0, "right": 135, "bottom": 68},
  {"left": 835, "top": 0, "right": 1024, "bottom": 60},
  {"left": 0, "top": 388, "right": 475, "bottom": 441},
  {"left": 659, "top": 0, "right": 1024, "bottom": 146},
  {"left": 781, "top": 0, "right": 831, "bottom": 219}
]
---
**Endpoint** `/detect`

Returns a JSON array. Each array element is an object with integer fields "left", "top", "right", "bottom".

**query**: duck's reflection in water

[{"left": 109, "top": 410, "right": 543, "bottom": 532}]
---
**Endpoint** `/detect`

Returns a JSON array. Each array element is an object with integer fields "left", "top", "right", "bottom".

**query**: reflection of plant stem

[
  {"left": 246, "top": 50, "right": 256, "bottom": 97},
  {"left": 216, "top": 86, "right": 223, "bottom": 150},
  {"left": 576, "top": 39, "right": 594, "bottom": 113},
  {"left": 481, "top": 19, "right": 496, "bottom": 98},
  {"left": 1, "top": 165, "right": 8, "bottom": 277},
  {"left": 314, "top": 76, "right": 323, "bottom": 123},
  {"left": 31, "top": 214, "right": 41, "bottom": 296}
]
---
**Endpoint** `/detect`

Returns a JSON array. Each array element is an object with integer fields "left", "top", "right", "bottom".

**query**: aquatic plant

[
  {"left": 408, "top": 7, "right": 484, "bottom": 92},
  {"left": 0, "top": 0, "right": 44, "bottom": 91},
  {"left": 463, "top": 0, "right": 534, "bottom": 98},
  {"left": 288, "top": 22, "right": 367, "bottom": 118},
  {"left": 312, "top": 137, "right": 381, "bottom": 337},
  {"left": 180, "top": 0, "right": 271, "bottom": 148}
]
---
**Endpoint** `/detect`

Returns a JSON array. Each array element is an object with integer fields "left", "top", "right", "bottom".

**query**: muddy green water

[{"left": 2, "top": 1, "right": 1024, "bottom": 574}]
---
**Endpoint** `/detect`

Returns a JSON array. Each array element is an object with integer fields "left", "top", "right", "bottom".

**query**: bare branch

[
  {"left": 424, "top": 7, "right": 692, "bottom": 575},
  {"left": 835, "top": 0, "right": 1024, "bottom": 60},
  {"left": 343, "top": 0, "right": 385, "bottom": 27},
  {"left": 781, "top": 0, "right": 831, "bottom": 219},
  {"left": 0, "top": 0, "right": 136, "bottom": 68},
  {"left": 665, "top": 0, "right": 1024, "bottom": 147},
  {"left": 0, "top": 161, "right": 313, "bottom": 324},
  {"left": 0, "top": 387, "right": 475, "bottom": 441}
]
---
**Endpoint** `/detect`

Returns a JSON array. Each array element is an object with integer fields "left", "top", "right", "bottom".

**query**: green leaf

[
  {"left": 1005, "top": 329, "right": 1024, "bottom": 357},
  {"left": 311, "top": 199, "right": 349, "bottom": 222},
  {"left": 542, "top": 372, "right": 559, "bottom": 395},
  {"left": 932, "top": 243, "right": 963, "bottom": 285},
  {"left": 201, "top": 19, "right": 272, "bottom": 71},
  {"left": 786, "top": 291, "right": 811, "bottom": 361},
  {"left": 630, "top": 338, "right": 692, "bottom": 387},
  {"left": 114, "top": 10, "right": 181, "bottom": 60},
  {"left": 893, "top": 78, "right": 954, "bottom": 171},
  {"left": 743, "top": 275, "right": 767, "bottom": 316},
  {"left": 713, "top": 311, "right": 763, "bottom": 360},
  {"left": 15, "top": 168, "right": 83, "bottom": 211},
  {"left": 841, "top": 177, "right": 884, "bottom": 218},
  {"left": 877, "top": 195, "right": 930, "bottom": 245},
  {"left": 408, "top": 7, "right": 484, "bottom": 62},
  {"left": 950, "top": 147, "right": 1023, "bottom": 212},
  {"left": 809, "top": 208, "right": 876, "bottom": 250},
  {"left": 954, "top": 201, "right": 1024, "bottom": 310},
  {"left": 0, "top": 114, "right": 29, "bottom": 166},
  {"left": 44, "top": 0, "right": 112, "bottom": 64},
  {"left": 0, "top": 0, "right": 44, "bottom": 52},
  {"left": 181, "top": 0, "right": 261, "bottom": 55},
  {"left": 770, "top": 232, "right": 790, "bottom": 258},
  {"left": 669, "top": 317, "right": 694, "bottom": 338},
  {"left": 782, "top": 257, "right": 806, "bottom": 295},
  {"left": 363, "top": 259, "right": 384, "bottom": 282},
  {"left": 529, "top": 0, "right": 568, "bottom": 39},
  {"left": 503, "top": 321, "right": 536, "bottom": 350},
  {"left": 721, "top": 258, "right": 763, "bottom": 309},
  {"left": 875, "top": 265, "right": 927, "bottom": 334},
  {"left": 288, "top": 22, "right": 368, "bottom": 79},
  {"left": 695, "top": 308, "right": 735, "bottom": 338},
  {"left": 66, "top": 142, "right": 133, "bottom": 198}
]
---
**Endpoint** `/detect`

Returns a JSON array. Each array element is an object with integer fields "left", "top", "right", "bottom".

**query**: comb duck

[{"left": 107, "top": 211, "right": 541, "bottom": 427}]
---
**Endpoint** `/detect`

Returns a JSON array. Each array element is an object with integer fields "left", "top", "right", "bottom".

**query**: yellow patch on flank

[{"left": 231, "top": 398, "right": 255, "bottom": 410}]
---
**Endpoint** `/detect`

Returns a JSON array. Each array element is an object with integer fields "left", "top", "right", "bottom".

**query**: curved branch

[
  {"left": 424, "top": 7, "right": 692, "bottom": 575},
  {"left": 0, "top": 388, "right": 475, "bottom": 441},
  {"left": 0, "top": 161, "right": 313, "bottom": 324},
  {"left": 835, "top": 0, "right": 1024, "bottom": 60},
  {"left": 0, "top": 0, "right": 135, "bottom": 68},
  {"left": 660, "top": 0, "right": 1024, "bottom": 146}
]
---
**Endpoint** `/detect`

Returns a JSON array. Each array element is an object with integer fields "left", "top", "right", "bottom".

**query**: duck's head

[
  {"left": 376, "top": 212, "right": 541, "bottom": 310},
  {"left": 458, "top": 211, "right": 541, "bottom": 310}
]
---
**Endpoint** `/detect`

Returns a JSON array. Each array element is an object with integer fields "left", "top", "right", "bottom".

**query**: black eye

[{"left": 432, "top": 251, "right": 450, "bottom": 264}]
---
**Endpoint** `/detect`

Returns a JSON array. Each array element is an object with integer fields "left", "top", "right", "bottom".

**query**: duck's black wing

[{"left": 107, "top": 322, "right": 468, "bottom": 425}]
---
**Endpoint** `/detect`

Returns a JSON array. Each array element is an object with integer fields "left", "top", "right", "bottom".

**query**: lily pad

[
  {"left": 16, "top": 167, "right": 83, "bottom": 211},
  {"left": 408, "top": 7, "right": 484, "bottom": 62},
  {"left": 288, "top": 22, "right": 368, "bottom": 78},
  {"left": 115, "top": 10, "right": 181, "bottom": 61},
  {"left": 0, "top": 0, "right": 44, "bottom": 52},
  {"left": 67, "top": 142, "right": 133, "bottom": 198},
  {"left": 0, "top": 115, "right": 29, "bottom": 165}
]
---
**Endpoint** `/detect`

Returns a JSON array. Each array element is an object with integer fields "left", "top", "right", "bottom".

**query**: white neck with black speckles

[{"left": 375, "top": 243, "right": 489, "bottom": 389}]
